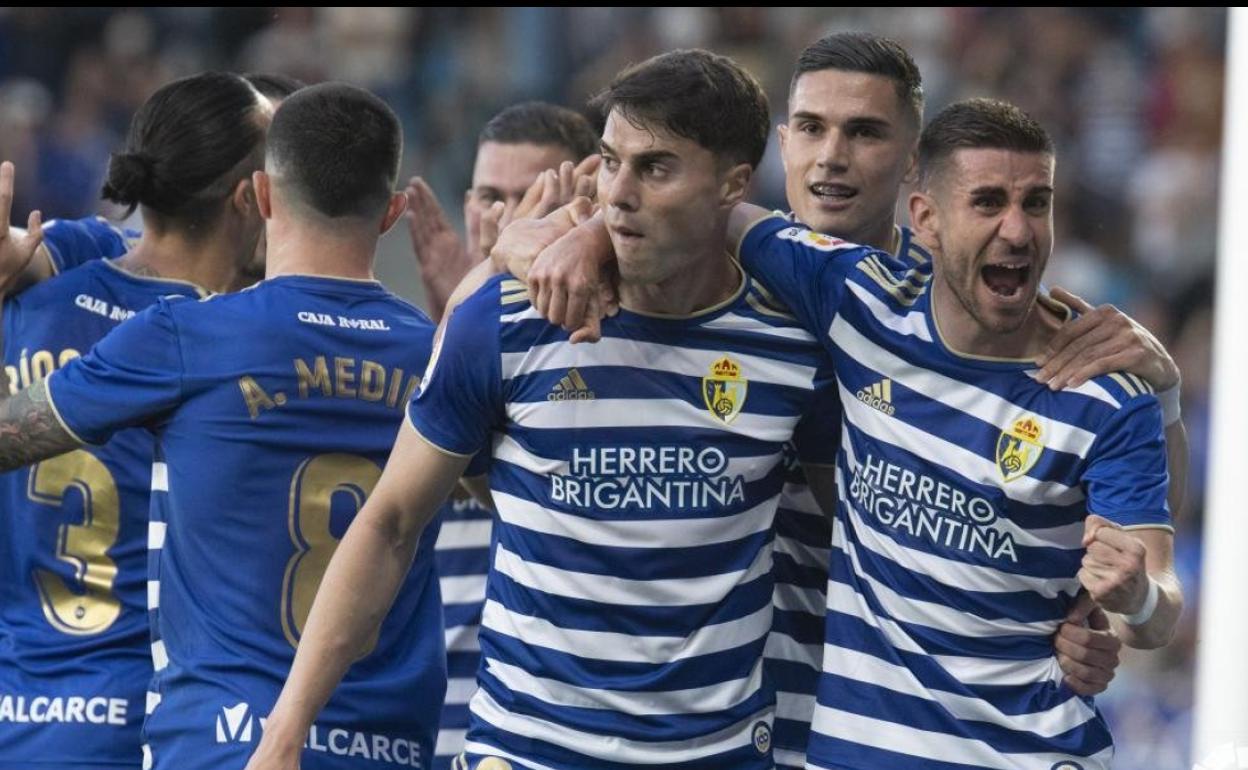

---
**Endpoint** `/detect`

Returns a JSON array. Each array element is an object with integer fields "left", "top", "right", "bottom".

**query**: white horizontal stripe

[
  {"left": 492, "top": 541, "right": 771, "bottom": 608},
  {"left": 836, "top": 467, "right": 1081, "bottom": 599},
  {"left": 500, "top": 305, "right": 542, "bottom": 323},
  {"left": 777, "top": 482, "right": 824, "bottom": 515},
  {"left": 493, "top": 491, "right": 774, "bottom": 549},
  {"left": 507, "top": 397, "right": 797, "bottom": 443},
  {"left": 763, "top": 628, "right": 822, "bottom": 670},
  {"left": 840, "top": 386, "right": 1087, "bottom": 537},
  {"left": 772, "top": 582, "right": 826, "bottom": 616},
  {"left": 440, "top": 575, "right": 487, "bottom": 605},
  {"left": 481, "top": 599, "right": 771, "bottom": 665},
  {"left": 483, "top": 655, "right": 762, "bottom": 716},
  {"left": 775, "top": 691, "right": 815, "bottom": 721},
  {"left": 148, "top": 521, "right": 167, "bottom": 550},
  {"left": 1063, "top": 378, "right": 1121, "bottom": 409},
  {"left": 822, "top": 575, "right": 1061, "bottom": 687},
  {"left": 445, "top": 626, "right": 480, "bottom": 653},
  {"left": 435, "top": 520, "right": 493, "bottom": 551},
  {"left": 823, "top": 646, "right": 1097, "bottom": 738},
  {"left": 700, "top": 311, "right": 817, "bottom": 342},
  {"left": 434, "top": 728, "right": 467, "bottom": 757},
  {"left": 845, "top": 281, "right": 932, "bottom": 341},
  {"left": 145, "top": 691, "right": 161, "bottom": 715},
  {"left": 151, "top": 640, "right": 168, "bottom": 671},
  {"left": 774, "top": 533, "right": 829, "bottom": 569},
  {"left": 445, "top": 676, "right": 478, "bottom": 705},
  {"left": 494, "top": 431, "right": 783, "bottom": 485},
  {"left": 809, "top": 706, "right": 1111, "bottom": 770},
  {"left": 833, "top": 313, "right": 1097, "bottom": 456},
  {"left": 147, "top": 580, "right": 159, "bottom": 610},
  {"left": 501, "top": 336, "right": 818, "bottom": 389},
  {"left": 150, "top": 462, "right": 168, "bottom": 492},
  {"left": 773, "top": 747, "right": 806, "bottom": 769},
  {"left": 832, "top": 518, "right": 1057, "bottom": 638},
  {"left": 469, "top": 687, "right": 770, "bottom": 764},
  {"left": 460, "top": 741, "right": 562, "bottom": 770}
]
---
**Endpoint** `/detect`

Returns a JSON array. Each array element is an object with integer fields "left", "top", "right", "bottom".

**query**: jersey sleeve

[
  {"left": 1081, "top": 395, "right": 1171, "bottom": 530},
  {"left": 792, "top": 363, "right": 841, "bottom": 466},
  {"left": 735, "top": 215, "right": 867, "bottom": 340},
  {"left": 44, "top": 297, "right": 186, "bottom": 444},
  {"left": 406, "top": 281, "right": 505, "bottom": 457},
  {"left": 43, "top": 216, "right": 136, "bottom": 274}
]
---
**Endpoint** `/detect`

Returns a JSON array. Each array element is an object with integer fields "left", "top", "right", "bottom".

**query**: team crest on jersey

[
  {"left": 752, "top": 720, "right": 772, "bottom": 754},
  {"left": 703, "top": 355, "right": 747, "bottom": 424},
  {"left": 996, "top": 415, "right": 1045, "bottom": 482},
  {"left": 778, "top": 226, "right": 846, "bottom": 252}
]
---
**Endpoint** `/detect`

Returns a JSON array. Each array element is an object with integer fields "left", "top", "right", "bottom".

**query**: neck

[
  {"left": 931, "top": 278, "right": 1060, "bottom": 361},
  {"left": 117, "top": 227, "right": 243, "bottom": 294},
  {"left": 263, "top": 216, "right": 376, "bottom": 282},
  {"left": 856, "top": 218, "right": 899, "bottom": 255},
  {"left": 617, "top": 245, "right": 742, "bottom": 317}
]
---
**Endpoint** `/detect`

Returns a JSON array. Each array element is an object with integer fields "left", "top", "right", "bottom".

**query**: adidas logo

[
  {"left": 855, "top": 378, "right": 896, "bottom": 416},
  {"left": 548, "top": 368, "right": 595, "bottom": 401}
]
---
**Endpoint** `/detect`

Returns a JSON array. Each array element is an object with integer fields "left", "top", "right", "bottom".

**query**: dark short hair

[
  {"left": 266, "top": 82, "right": 402, "bottom": 220},
  {"left": 244, "top": 72, "right": 306, "bottom": 101},
  {"left": 101, "top": 72, "right": 267, "bottom": 232},
  {"left": 791, "top": 32, "right": 923, "bottom": 127},
  {"left": 917, "top": 98, "right": 1054, "bottom": 188},
  {"left": 478, "top": 101, "right": 598, "bottom": 160},
  {"left": 590, "top": 48, "right": 769, "bottom": 169}
]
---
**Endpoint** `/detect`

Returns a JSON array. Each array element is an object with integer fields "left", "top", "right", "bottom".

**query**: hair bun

[{"left": 101, "top": 151, "right": 155, "bottom": 206}]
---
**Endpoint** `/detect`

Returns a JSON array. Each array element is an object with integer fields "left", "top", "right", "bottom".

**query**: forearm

[
  {"left": 259, "top": 505, "right": 428, "bottom": 749},
  {"left": 1111, "top": 568, "right": 1183, "bottom": 649},
  {"left": 726, "top": 202, "right": 772, "bottom": 255},
  {"left": 0, "top": 380, "right": 82, "bottom": 470}
]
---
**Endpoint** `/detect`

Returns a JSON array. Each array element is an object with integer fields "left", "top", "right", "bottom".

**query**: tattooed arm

[{"left": 0, "top": 380, "right": 82, "bottom": 471}]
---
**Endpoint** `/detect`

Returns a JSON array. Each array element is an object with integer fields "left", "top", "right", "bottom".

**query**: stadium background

[{"left": 0, "top": 7, "right": 1224, "bottom": 769}]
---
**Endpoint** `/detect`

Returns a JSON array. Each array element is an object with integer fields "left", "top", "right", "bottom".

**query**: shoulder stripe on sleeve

[{"left": 1107, "top": 372, "right": 1139, "bottom": 399}]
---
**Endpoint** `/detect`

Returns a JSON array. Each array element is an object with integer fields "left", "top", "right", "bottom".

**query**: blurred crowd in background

[{"left": 0, "top": 7, "right": 1225, "bottom": 768}]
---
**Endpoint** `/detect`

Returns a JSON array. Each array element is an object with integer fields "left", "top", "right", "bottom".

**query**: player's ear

[
  {"left": 777, "top": 123, "right": 790, "bottom": 156},
  {"left": 719, "top": 162, "right": 753, "bottom": 208},
  {"left": 901, "top": 140, "right": 919, "bottom": 186},
  {"left": 908, "top": 189, "right": 939, "bottom": 248},
  {"left": 231, "top": 175, "right": 257, "bottom": 217},
  {"left": 380, "top": 191, "right": 408, "bottom": 235},
  {"left": 252, "top": 171, "right": 273, "bottom": 220}
]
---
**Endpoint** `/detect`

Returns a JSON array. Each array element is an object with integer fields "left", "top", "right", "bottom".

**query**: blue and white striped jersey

[
  {"left": 739, "top": 215, "right": 1169, "bottom": 770},
  {"left": 433, "top": 494, "right": 494, "bottom": 769},
  {"left": 408, "top": 270, "right": 837, "bottom": 770},
  {"left": 766, "top": 223, "right": 931, "bottom": 770}
]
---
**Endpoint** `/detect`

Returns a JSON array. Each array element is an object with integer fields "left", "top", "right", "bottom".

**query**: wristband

[
  {"left": 1156, "top": 382, "right": 1181, "bottom": 427},
  {"left": 1122, "top": 576, "right": 1160, "bottom": 626}
]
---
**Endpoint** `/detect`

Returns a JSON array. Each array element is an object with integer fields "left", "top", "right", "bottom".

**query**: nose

[
  {"left": 604, "top": 164, "right": 640, "bottom": 213},
  {"left": 997, "top": 203, "right": 1033, "bottom": 250},
  {"left": 816, "top": 128, "right": 849, "bottom": 172}
]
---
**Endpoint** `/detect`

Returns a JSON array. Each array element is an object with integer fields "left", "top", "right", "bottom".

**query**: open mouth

[
  {"left": 809, "top": 182, "right": 858, "bottom": 201},
  {"left": 611, "top": 224, "right": 644, "bottom": 240},
  {"left": 980, "top": 263, "right": 1031, "bottom": 298}
]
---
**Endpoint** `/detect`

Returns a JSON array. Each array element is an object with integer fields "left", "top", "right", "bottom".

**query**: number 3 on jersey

[
  {"left": 27, "top": 451, "right": 123, "bottom": 635},
  {"left": 281, "top": 453, "right": 382, "bottom": 653}
]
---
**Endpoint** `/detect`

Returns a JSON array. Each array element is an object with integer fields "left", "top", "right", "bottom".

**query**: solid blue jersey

[
  {"left": 45, "top": 275, "right": 447, "bottom": 770},
  {"left": 41, "top": 215, "right": 139, "bottom": 275},
  {"left": 766, "top": 222, "right": 931, "bottom": 769},
  {"left": 739, "top": 216, "right": 1170, "bottom": 770},
  {"left": 0, "top": 218, "right": 198, "bottom": 770},
  {"left": 409, "top": 272, "right": 837, "bottom": 770}
]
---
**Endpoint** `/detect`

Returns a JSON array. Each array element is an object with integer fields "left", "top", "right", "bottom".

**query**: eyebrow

[
  {"left": 968, "top": 185, "right": 1054, "bottom": 196},
  {"left": 789, "top": 111, "right": 893, "bottom": 130},
  {"left": 600, "top": 140, "right": 680, "bottom": 166}
]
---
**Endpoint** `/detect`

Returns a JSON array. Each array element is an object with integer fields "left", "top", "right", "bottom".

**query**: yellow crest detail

[
  {"left": 703, "top": 355, "right": 748, "bottom": 424},
  {"left": 996, "top": 415, "right": 1045, "bottom": 482}
]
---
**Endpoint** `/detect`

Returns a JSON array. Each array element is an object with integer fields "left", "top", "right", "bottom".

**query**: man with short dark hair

[
  {"left": 0, "top": 82, "right": 453, "bottom": 770},
  {"left": 729, "top": 96, "right": 1182, "bottom": 770},
  {"left": 408, "top": 101, "right": 597, "bottom": 319},
  {"left": 245, "top": 49, "right": 840, "bottom": 770}
]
